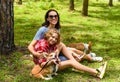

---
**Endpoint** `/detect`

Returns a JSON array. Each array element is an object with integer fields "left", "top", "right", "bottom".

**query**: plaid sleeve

[{"left": 34, "top": 39, "right": 49, "bottom": 52}]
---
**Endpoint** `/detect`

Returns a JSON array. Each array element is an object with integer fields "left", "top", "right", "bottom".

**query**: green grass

[{"left": 1, "top": 0, "right": 120, "bottom": 82}]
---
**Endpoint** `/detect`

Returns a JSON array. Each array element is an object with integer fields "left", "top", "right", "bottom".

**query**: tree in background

[
  {"left": 82, "top": 0, "right": 89, "bottom": 16},
  {"left": 69, "top": 0, "right": 74, "bottom": 11},
  {"left": 35, "top": 0, "right": 40, "bottom": 1},
  {"left": 0, "top": 0, "right": 15, "bottom": 55},
  {"left": 109, "top": 0, "right": 113, "bottom": 7},
  {"left": 17, "top": 0, "right": 22, "bottom": 5}
]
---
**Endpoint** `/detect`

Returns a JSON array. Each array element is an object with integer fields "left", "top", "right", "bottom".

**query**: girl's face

[
  {"left": 48, "top": 33, "right": 58, "bottom": 45},
  {"left": 47, "top": 11, "right": 58, "bottom": 25}
]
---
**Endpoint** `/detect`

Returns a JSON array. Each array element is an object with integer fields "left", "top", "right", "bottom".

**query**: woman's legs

[
  {"left": 58, "top": 43, "right": 97, "bottom": 74},
  {"left": 69, "top": 48, "right": 103, "bottom": 62},
  {"left": 58, "top": 42, "right": 107, "bottom": 79}
]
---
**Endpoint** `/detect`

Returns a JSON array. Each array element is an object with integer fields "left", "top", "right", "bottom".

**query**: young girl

[
  {"left": 30, "top": 28, "right": 107, "bottom": 79},
  {"left": 32, "top": 28, "right": 61, "bottom": 67}
]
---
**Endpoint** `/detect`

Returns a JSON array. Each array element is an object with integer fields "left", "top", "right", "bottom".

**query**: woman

[
  {"left": 28, "top": 9, "right": 107, "bottom": 79},
  {"left": 28, "top": 9, "right": 102, "bottom": 62},
  {"left": 28, "top": 9, "right": 61, "bottom": 59}
]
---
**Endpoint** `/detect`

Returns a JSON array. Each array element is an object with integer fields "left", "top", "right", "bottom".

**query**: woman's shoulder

[
  {"left": 36, "top": 26, "right": 48, "bottom": 33},
  {"left": 39, "top": 26, "right": 48, "bottom": 30}
]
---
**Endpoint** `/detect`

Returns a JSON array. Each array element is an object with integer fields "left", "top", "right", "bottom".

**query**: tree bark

[
  {"left": 69, "top": 0, "right": 74, "bottom": 11},
  {"left": 0, "top": 0, "right": 16, "bottom": 55},
  {"left": 35, "top": 0, "right": 40, "bottom": 1},
  {"left": 17, "top": 0, "right": 22, "bottom": 5},
  {"left": 82, "top": 0, "right": 89, "bottom": 16},
  {"left": 109, "top": 0, "right": 113, "bottom": 7}
]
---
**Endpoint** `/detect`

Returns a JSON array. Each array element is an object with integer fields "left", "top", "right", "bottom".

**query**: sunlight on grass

[{"left": 1, "top": 0, "right": 120, "bottom": 82}]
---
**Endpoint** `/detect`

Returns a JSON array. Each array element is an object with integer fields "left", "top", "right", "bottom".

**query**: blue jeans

[{"left": 59, "top": 52, "right": 68, "bottom": 61}]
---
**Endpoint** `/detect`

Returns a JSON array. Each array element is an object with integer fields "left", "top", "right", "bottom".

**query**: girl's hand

[
  {"left": 56, "top": 57, "right": 61, "bottom": 64},
  {"left": 72, "top": 53, "right": 81, "bottom": 61},
  {"left": 51, "top": 59, "right": 60, "bottom": 64}
]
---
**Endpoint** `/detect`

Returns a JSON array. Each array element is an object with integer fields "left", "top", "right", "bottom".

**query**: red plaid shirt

[{"left": 33, "top": 39, "right": 57, "bottom": 64}]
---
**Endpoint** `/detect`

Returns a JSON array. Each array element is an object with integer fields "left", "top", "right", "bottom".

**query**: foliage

[{"left": 1, "top": 0, "right": 120, "bottom": 82}]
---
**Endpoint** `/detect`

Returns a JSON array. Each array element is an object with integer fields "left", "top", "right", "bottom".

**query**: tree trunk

[
  {"left": 82, "top": 0, "right": 89, "bottom": 16},
  {"left": 109, "top": 0, "right": 113, "bottom": 7},
  {"left": 17, "top": 0, "right": 22, "bottom": 5},
  {"left": 35, "top": 0, "right": 39, "bottom": 1},
  {"left": 0, "top": 0, "right": 16, "bottom": 55},
  {"left": 69, "top": 0, "right": 74, "bottom": 11}
]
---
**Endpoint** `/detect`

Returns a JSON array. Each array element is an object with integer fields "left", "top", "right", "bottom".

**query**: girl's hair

[
  {"left": 44, "top": 28, "right": 60, "bottom": 45},
  {"left": 42, "top": 9, "right": 61, "bottom": 30}
]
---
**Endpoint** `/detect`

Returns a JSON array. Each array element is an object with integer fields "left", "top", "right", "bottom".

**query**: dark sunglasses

[{"left": 49, "top": 15, "right": 58, "bottom": 19}]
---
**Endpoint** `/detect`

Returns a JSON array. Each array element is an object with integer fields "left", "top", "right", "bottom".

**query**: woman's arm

[{"left": 28, "top": 40, "right": 42, "bottom": 58}]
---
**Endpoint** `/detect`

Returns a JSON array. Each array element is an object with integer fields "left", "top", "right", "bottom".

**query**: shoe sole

[
  {"left": 92, "top": 57, "right": 103, "bottom": 62},
  {"left": 99, "top": 62, "right": 107, "bottom": 79}
]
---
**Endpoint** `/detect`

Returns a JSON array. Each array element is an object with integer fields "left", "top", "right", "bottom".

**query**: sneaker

[
  {"left": 96, "top": 62, "right": 107, "bottom": 79},
  {"left": 88, "top": 52, "right": 96, "bottom": 57},
  {"left": 92, "top": 57, "right": 103, "bottom": 62}
]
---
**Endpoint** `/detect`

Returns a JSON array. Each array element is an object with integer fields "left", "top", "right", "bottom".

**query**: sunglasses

[{"left": 49, "top": 15, "right": 58, "bottom": 19}]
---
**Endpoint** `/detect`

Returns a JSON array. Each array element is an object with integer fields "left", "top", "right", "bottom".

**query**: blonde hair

[{"left": 44, "top": 28, "right": 60, "bottom": 44}]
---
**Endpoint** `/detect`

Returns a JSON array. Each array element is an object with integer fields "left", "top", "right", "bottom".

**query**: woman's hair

[
  {"left": 42, "top": 9, "right": 61, "bottom": 29},
  {"left": 44, "top": 28, "right": 60, "bottom": 45}
]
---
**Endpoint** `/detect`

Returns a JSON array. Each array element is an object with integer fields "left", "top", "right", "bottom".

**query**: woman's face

[
  {"left": 47, "top": 11, "right": 58, "bottom": 25},
  {"left": 48, "top": 33, "right": 58, "bottom": 45}
]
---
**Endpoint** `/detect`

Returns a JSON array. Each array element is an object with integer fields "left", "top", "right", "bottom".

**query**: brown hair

[
  {"left": 44, "top": 28, "right": 60, "bottom": 45},
  {"left": 42, "top": 9, "right": 61, "bottom": 30}
]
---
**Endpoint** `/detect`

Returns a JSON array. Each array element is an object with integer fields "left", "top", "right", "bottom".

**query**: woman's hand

[{"left": 33, "top": 51, "right": 45, "bottom": 59}]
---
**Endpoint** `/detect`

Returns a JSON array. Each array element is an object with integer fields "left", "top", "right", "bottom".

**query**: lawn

[{"left": 0, "top": 0, "right": 120, "bottom": 82}]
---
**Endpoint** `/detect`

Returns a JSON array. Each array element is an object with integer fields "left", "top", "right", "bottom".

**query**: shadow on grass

[{"left": 89, "top": 3, "right": 120, "bottom": 21}]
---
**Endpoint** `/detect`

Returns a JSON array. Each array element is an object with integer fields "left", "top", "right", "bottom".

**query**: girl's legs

[
  {"left": 58, "top": 43, "right": 102, "bottom": 62},
  {"left": 58, "top": 60, "right": 107, "bottom": 79},
  {"left": 59, "top": 42, "right": 75, "bottom": 60},
  {"left": 69, "top": 48, "right": 92, "bottom": 61},
  {"left": 70, "top": 48, "right": 103, "bottom": 62},
  {"left": 58, "top": 60, "right": 97, "bottom": 75}
]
